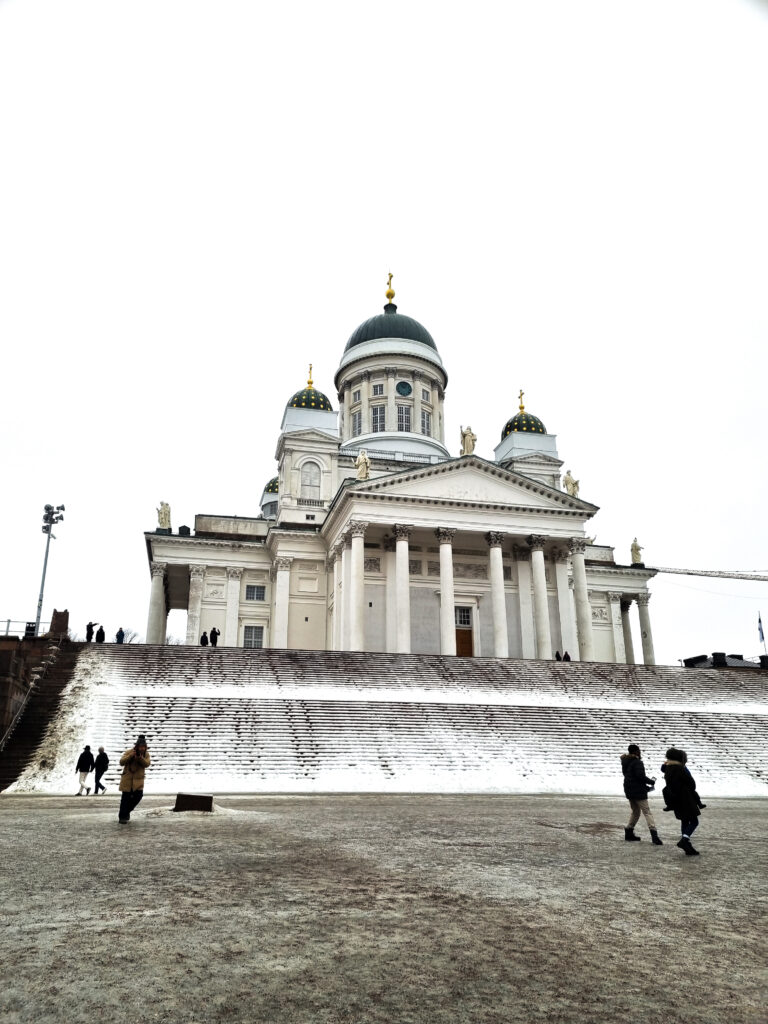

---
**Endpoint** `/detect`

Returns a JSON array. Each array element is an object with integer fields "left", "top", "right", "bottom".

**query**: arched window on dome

[{"left": 300, "top": 461, "right": 321, "bottom": 501}]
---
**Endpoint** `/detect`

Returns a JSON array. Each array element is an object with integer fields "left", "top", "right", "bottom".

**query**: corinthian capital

[
  {"left": 607, "top": 592, "right": 624, "bottom": 603},
  {"left": 527, "top": 534, "right": 546, "bottom": 551},
  {"left": 189, "top": 564, "right": 207, "bottom": 581},
  {"left": 569, "top": 538, "right": 587, "bottom": 556},
  {"left": 150, "top": 561, "right": 167, "bottom": 578},
  {"left": 275, "top": 557, "right": 293, "bottom": 573},
  {"left": 435, "top": 527, "right": 456, "bottom": 545},
  {"left": 485, "top": 531, "right": 505, "bottom": 548},
  {"left": 226, "top": 567, "right": 244, "bottom": 580},
  {"left": 348, "top": 520, "right": 368, "bottom": 538},
  {"left": 636, "top": 592, "right": 651, "bottom": 606},
  {"left": 393, "top": 524, "right": 413, "bottom": 541}
]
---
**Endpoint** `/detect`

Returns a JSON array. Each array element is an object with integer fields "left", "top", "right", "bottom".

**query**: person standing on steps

[
  {"left": 95, "top": 625, "right": 105, "bottom": 643},
  {"left": 75, "top": 745, "right": 95, "bottom": 795},
  {"left": 94, "top": 746, "right": 109, "bottom": 794},
  {"left": 115, "top": 627, "right": 125, "bottom": 644},
  {"left": 200, "top": 631, "right": 209, "bottom": 647},
  {"left": 118, "top": 735, "right": 150, "bottom": 824},
  {"left": 661, "top": 748, "right": 703, "bottom": 856},
  {"left": 85, "top": 621, "right": 98, "bottom": 642},
  {"left": 620, "top": 743, "right": 662, "bottom": 845},
  {"left": 210, "top": 627, "right": 220, "bottom": 648}
]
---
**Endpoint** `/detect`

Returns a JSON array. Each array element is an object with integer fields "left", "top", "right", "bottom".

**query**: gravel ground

[{"left": 0, "top": 793, "right": 765, "bottom": 1024}]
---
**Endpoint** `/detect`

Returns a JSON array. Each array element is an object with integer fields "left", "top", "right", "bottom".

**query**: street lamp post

[{"left": 35, "top": 504, "right": 65, "bottom": 636}]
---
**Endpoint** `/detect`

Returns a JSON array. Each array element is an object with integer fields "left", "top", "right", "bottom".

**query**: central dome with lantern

[{"left": 335, "top": 276, "right": 450, "bottom": 462}]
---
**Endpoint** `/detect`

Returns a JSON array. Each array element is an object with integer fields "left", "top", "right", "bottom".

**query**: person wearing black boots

[
  {"left": 661, "top": 748, "right": 703, "bottom": 856},
  {"left": 620, "top": 743, "right": 663, "bottom": 845}
]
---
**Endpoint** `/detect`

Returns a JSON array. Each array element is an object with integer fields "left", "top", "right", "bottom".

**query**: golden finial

[
  {"left": 307, "top": 363, "right": 313, "bottom": 389},
  {"left": 385, "top": 272, "right": 395, "bottom": 303},
  {"left": 518, "top": 389, "right": 525, "bottom": 413}
]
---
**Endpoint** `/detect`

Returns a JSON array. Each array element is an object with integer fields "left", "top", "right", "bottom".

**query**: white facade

[{"left": 145, "top": 294, "right": 657, "bottom": 663}]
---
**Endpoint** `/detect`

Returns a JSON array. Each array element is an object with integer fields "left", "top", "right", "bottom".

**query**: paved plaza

[{"left": 0, "top": 793, "right": 765, "bottom": 1024}]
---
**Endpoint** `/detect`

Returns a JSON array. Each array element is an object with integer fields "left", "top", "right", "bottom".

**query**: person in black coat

[
  {"left": 85, "top": 622, "right": 97, "bottom": 642},
  {"left": 95, "top": 625, "right": 105, "bottom": 643},
  {"left": 661, "top": 747, "right": 704, "bottom": 856},
  {"left": 620, "top": 743, "right": 662, "bottom": 844},
  {"left": 200, "top": 632, "right": 209, "bottom": 647},
  {"left": 94, "top": 746, "right": 109, "bottom": 794},
  {"left": 210, "top": 627, "right": 220, "bottom": 648},
  {"left": 75, "top": 745, "right": 95, "bottom": 795}
]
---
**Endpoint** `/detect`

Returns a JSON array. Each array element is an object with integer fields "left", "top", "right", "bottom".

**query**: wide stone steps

[{"left": 2, "top": 643, "right": 766, "bottom": 794}]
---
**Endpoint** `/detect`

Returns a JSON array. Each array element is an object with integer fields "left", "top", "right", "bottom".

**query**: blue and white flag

[{"left": 759, "top": 613, "right": 765, "bottom": 644}]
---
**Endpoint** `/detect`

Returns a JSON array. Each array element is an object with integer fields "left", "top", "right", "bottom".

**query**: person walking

[
  {"left": 75, "top": 745, "right": 95, "bottom": 795},
  {"left": 210, "top": 627, "right": 220, "bottom": 648},
  {"left": 94, "top": 746, "right": 109, "bottom": 794},
  {"left": 661, "top": 747, "right": 703, "bottom": 856},
  {"left": 85, "top": 622, "right": 98, "bottom": 642},
  {"left": 118, "top": 735, "right": 151, "bottom": 824},
  {"left": 200, "top": 631, "right": 209, "bottom": 647},
  {"left": 115, "top": 627, "right": 125, "bottom": 644},
  {"left": 620, "top": 743, "right": 662, "bottom": 845},
  {"left": 95, "top": 625, "right": 105, "bottom": 643}
]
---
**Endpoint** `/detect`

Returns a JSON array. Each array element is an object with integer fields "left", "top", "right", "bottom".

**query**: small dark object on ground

[{"left": 173, "top": 793, "right": 214, "bottom": 813}]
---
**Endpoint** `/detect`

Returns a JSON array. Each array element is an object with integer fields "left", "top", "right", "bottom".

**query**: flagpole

[{"left": 760, "top": 611, "right": 767, "bottom": 655}]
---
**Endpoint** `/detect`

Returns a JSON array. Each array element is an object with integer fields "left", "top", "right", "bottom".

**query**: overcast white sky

[{"left": 1, "top": 0, "right": 766, "bottom": 665}]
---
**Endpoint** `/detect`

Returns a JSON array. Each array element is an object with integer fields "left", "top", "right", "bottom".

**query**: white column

[
  {"left": 608, "top": 591, "right": 627, "bottom": 664},
  {"left": 569, "top": 538, "right": 594, "bottom": 661},
  {"left": 185, "top": 564, "right": 206, "bottom": 645},
  {"left": 383, "top": 536, "right": 397, "bottom": 653},
  {"left": 146, "top": 562, "right": 167, "bottom": 645},
  {"left": 272, "top": 558, "right": 292, "bottom": 648},
  {"left": 332, "top": 546, "right": 342, "bottom": 651},
  {"left": 437, "top": 385, "right": 445, "bottom": 443},
  {"left": 342, "top": 384, "right": 351, "bottom": 442},
  {"left": 223, "top": 567, "right": 242, "bottom": 647},
  {"left": 554, "top": 551, "right": 577, "bottom": 660},
  {"left": 436, "top": 527, "right": 456, "bottom": 655},
  {"left": 349, "top": 520, "right": 367, "bottom": 652},
  {"left": 515, "top": 548, "right": 536, "bottom": 658},
  {"left": 386, "top": 366, "right": 397, "bottom": 434},
  {"left": 636, "top": 592, "right": 656, "bottom": 666},
  {"left": 360, "top": 371, "right": 370, "bottom": 434},
  {"left": 340, "top": 535, "right": 351, "bottom": 649},
  {"left": 486, "top": 532, "right": 509, "bottom": 658},
  {"left": 429, "top": 379, "right": 439, "bottom": 439},
  {"left": 528, "top": 535, "right": 552, "bottom": 660},
  {"left": 393, "top": 525, "right": 412, "bottom": 653},
  {"left": 621, "top": 599, "right": 636, "bottom": 665}
]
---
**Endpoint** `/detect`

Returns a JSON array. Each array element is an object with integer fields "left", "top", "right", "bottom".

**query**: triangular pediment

[{"left": 348, "top": 456, "right": 596, "bottom": 512}]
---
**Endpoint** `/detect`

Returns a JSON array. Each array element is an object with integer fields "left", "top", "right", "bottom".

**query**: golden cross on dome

[
  {"left": 385, "top": 272, "right": 395, "bottom": 303},
  {"left": 307, "top": 363, "right": 313, "bottom": 389},
  {"left": 518, "top": 389, "right": 525, "bottom": 413}
]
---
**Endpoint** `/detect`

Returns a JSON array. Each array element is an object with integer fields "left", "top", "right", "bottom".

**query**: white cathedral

[{"left": 145, "top": 282, "right": 657, "bottom": 664}]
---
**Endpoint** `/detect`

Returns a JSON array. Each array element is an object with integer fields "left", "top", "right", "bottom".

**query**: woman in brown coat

[{"left": 118, "top": 734, "right": 151, "bottom": 824}]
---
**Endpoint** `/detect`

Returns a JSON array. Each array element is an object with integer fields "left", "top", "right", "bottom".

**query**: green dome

[
  {"left": 501, "top": 411, "right": 546, "bottom": 439},
  {"left": 264, "top": 477, "right": 278, "bottom": 494},
  {"left": 344, "top": 302, "right": 437, "bottom": 352},
  {"left": 288, "top": 386, "right": 333, "bottom": 411}
]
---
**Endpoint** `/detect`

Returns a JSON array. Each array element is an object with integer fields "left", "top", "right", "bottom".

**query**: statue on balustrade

[
  {"left": 631, "top": 538, "right": 644, "bottom": 564},
  {"left": 460, "top": 425, "right": 476, "bottom": 456},
  {"left": 355, "top": 449, "right": 371, "bottom": 480},
  {"left": 156, "top": 501, "right": 171, "bottom": 530},
  {"left": 563, "top": 470, "right": 579, "bottom": 497}
]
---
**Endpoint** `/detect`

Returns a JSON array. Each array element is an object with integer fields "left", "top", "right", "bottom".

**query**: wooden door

[{"left": 455, "top": 628, "right": 473, "bottom": 657}]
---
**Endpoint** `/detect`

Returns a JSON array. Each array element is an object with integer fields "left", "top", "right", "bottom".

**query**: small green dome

[
  {"left": 264, "top": 477, "right": 278, "bottom": 494},
  {"left": 501, "top": 411, "right": 546, "bottom": 440},
  {"left": 288, "top": 386, "right": 333, "bottom": 411}
]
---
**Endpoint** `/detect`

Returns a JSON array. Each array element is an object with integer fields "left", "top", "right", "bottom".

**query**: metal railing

[
  {"left": 0, "top": 637, "right": 64, "bottom": 753},
  {"left": 2, "top": 619, "right": 51, "bottom": 637}
]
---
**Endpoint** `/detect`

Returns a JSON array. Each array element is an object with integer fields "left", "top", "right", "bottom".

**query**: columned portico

[
  {"left": 146, "top": 561, "right": 168, "bottom": 645},
  {"left": 348, "top": 520, "right": 367, "bottom": 652},
  {"left": 515, "top": 547, "right": 536, "bottom": 659},
  {"left": 436, "top": 527, "right": 456, "bottom": 655},
  {"left": 621, "top": 599, "right": 635, "bottom": 665},
  {"left": 569, "top": 538, "right": 594, "bottom": 661},
  {"left": 636, "top": 593, "right": 655, "bottom": 666},
  {"left": 608, "top": 592, "right": 627, "bottom": 664},
  {"left": 486, "top": 532, "right": 508, "bottom": 658},
  {"left": 186, "top": 564, "right": 206, "bottom": 645},
  {"left": 528, "top": 535, "right": 552, "bottom": 660},
  {"left": 224, "top": 567, "right": 243, "bottom": 646},
  {"left": 393, "top": 525, "right": 412, "bottom": 653},
  {"left": 272, "top": 558, "right": 292, "bottom": 648}
]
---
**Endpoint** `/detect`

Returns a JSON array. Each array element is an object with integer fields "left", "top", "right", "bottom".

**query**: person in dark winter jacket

[
  {"left": 661, "top": 748, "right": 704, "bottom": 856},
  {"left": 94, "top": 746, "right": 109, "bottom": 794},
  {"left": 115, "top": 627, "right": 125, "bottom": 644},
  {"left": 620, "top": 743, "right": 662, "bottom": 844},
  {"left": 200, "top": 632, "right": 209, "bottom": 647},
  {"left": 95, "top": 625, "right": 105, "bottom": 643},
  {"left": 85, "top": 622, "right": 97, "bottom": 642},
  {"left": 75, "top": 745, "right": 95, "bottom": 795},
  {"left": 210, "top": 627, "right": 220, "bottom": 648}
]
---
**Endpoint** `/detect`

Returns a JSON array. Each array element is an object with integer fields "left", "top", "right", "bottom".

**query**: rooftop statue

[
  {"left": 563, "top": 470, "right": 579, "bottom": 497},
  {"left": 355, "top": 449, "right": 371, "bottom": 481},
  {"left": 460, "top": 425, "right": 476, "bottom": 456},
  {"left": 157, "top": 501, "right": 171, "bottom": 530},
  {"left": 631, "top": 537, "right": 644, "bottom": 564}
]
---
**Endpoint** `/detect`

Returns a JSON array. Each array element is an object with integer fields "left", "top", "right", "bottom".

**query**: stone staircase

[{"left": 2, "top": 644, "right": 766, "bottom": 794}]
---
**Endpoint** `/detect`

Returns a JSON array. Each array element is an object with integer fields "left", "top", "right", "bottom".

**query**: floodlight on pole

[{"left": 35, "top": 503, "right": 65, "bottom": 636}]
